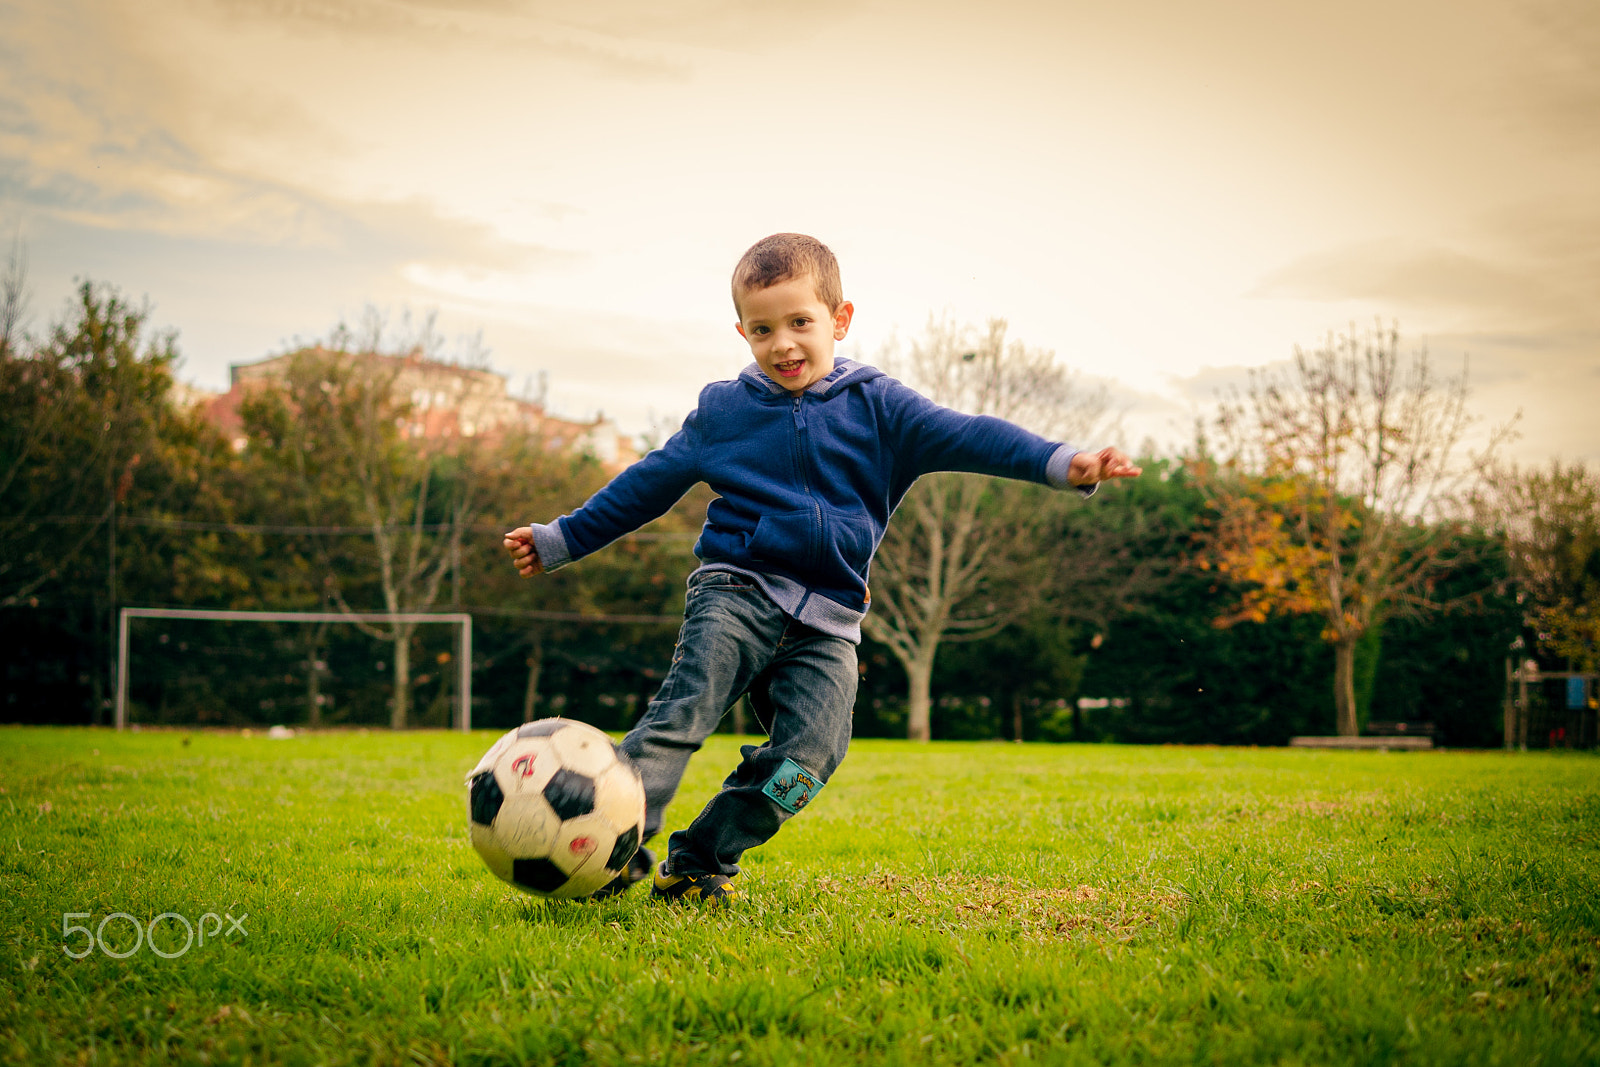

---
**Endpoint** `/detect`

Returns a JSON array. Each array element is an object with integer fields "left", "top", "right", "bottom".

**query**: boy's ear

[
  {"left": 832, "top": 301, "right": 855, "bottom": 341},
  {"left": 734, "top": 321, "right": 747, "bottom": 340}
]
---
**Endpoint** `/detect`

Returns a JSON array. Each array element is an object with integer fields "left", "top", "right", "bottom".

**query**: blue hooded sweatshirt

[{"left": 529, "top": 358, "right": 1087, "bottom": 643}]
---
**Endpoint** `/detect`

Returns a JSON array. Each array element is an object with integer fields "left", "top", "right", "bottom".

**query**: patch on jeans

[{"left": 762, "top": 758, "right": 823, "bottom": 814}]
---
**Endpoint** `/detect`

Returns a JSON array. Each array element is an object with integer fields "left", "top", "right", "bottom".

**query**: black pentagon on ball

[
  {"left": 606, "top": 825, "right": 640, "bottom": 872},
  {"left": 542, "top": 768, "right": 596, "bottom": 821},
  {"left": 511, "top": 857, "right": 569, "bottom": 894},
  {"left": 517, "top": 719, "right": 569, "bottom": 738},
  {"left": 468, "top": 771, "right": 504, "bottom": 826}
]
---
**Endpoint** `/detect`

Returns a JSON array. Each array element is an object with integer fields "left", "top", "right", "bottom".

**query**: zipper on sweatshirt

[{"left": 792, "top": 395, "right": 823, "bottom": 567}]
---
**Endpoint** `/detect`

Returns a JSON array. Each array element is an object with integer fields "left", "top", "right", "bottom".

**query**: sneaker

[
  {"left": 588, "top": 846, "right": 655, "bottom": 900},
  {"left": 650, "top": 861, "right": 738, "bottom": 905}
]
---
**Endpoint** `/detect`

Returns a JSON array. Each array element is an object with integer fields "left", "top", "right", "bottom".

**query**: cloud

[
  {"left": 0, "top": 0, "right": 574, "bottom": 279},
  {"left": 1243, "top": 2, "right": 1600, "bottom": 341},
  {"left": 0, "top": 136, "right": 567, "bottom": 278},
  {"left": 1515, "top": 0, "right": 1600, "bottom": 145},
  {"left": 1252, "top": 241, "right": 1525, "bottom": 316},
  {"left": 1249, "top": 216, "right": 1599, "bottom": 334},
  {"left": 1168, "top": 361, "right": 1294, "bottom": 405},
  {"left": 204, "top": 0, "right": 872, "bottom": 75},
  {"left": 205, "top": 0, "right": 697, "bottom": 81}
]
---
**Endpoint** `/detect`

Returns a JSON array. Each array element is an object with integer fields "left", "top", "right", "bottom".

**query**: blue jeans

[{"left": 618, "top": 570, "right": 857, "bottom": 877}]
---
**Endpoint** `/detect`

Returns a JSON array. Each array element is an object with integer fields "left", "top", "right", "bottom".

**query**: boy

[{"left": 504, "top": 233, "right": 1140, "bottom": 903}]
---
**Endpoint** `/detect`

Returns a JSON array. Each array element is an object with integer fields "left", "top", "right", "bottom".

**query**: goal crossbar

[{"left": 116, "top": 608, "right": 473, "bottom": 733}]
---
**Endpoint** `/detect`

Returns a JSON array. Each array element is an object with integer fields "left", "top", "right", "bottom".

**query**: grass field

[{"left": 2, "top": 727, "right": 1597, "bottom": 1066}]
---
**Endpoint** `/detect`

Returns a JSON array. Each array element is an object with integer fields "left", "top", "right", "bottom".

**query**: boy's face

[{"left": 734, "top": 275, "right": 854, "bottom": 395}]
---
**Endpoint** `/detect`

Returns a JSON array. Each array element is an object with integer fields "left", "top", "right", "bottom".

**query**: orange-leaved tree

[{"left": 1197, "top": 323, "right": 1506, "bottom": 736}]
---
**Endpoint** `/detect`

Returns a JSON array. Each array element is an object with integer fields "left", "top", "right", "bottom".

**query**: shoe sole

[{"left": 651, "top": 868, "right": 738, "bottom": 905}]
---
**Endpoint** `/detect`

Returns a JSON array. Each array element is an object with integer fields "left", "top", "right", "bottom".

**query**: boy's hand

[
  {"left": 1069, "top": 447, "right": 1142, "bottom": 486},
  {"left": 503, "top": 527, "right": 544, "bottom": 579}
]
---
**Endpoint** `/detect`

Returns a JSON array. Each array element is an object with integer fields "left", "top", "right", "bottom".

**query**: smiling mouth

[{"left": 773, "top": 359, "right": 805, "bottom": 376}]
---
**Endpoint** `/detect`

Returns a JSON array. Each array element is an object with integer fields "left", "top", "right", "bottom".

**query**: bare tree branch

[
  {"left": 864, "top": 317, "right": 1110, "bottom": 740},
  {"left": 258, "top": 346, "right": 489, "bottom": 728}
]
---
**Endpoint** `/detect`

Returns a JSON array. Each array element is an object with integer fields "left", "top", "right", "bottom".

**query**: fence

[{"left": 1503, "top": 661, "right": 1597, "bottom": 750}]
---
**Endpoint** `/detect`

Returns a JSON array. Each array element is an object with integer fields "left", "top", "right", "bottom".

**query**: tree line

[{"left": 2, "top": 269, "right": 1594, "bottom": 744}]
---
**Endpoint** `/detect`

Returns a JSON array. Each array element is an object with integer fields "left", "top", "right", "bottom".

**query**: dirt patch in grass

[
  {"left": 1260, "top": 792, "right": 1388, "bottom": 821},
  {"left": 825, "top": 873, "right": 1187, "bottom": 943}
]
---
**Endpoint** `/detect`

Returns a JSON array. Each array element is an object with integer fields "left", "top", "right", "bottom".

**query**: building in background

[{"left": 188, "top": 348, "right": 639, "bottom": 470}]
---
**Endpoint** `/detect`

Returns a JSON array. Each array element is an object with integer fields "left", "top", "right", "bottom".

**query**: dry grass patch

[{"left": 818, "top": 872, "right": 1188, "bottom": 943}]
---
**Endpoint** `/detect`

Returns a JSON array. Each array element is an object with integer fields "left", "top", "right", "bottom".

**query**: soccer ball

[{"left": 466, "top": 718, "right": 646, "bottom": 899}]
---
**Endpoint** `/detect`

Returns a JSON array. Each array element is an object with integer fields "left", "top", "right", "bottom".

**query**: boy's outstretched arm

[
  {"left": 1067, "top": 447, "right": 1142, "bottom": 486},
  {"left": 880, "top": 380, "right": 1137, "bottom": 493},
  {"left": 503, "top": 527, "right": 544, "bottom": 579},
  {"left": 501, "top": 401, "right": 704, "bottom": 579}
]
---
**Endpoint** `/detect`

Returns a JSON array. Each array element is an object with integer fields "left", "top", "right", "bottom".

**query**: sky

[{"left": 2, "top": 0, "right": 1596, "bottom": 464}]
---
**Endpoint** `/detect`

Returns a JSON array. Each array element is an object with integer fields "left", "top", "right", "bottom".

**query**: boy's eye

[{"left": 791, "top": 318, "right": 810, "bottom": 328}]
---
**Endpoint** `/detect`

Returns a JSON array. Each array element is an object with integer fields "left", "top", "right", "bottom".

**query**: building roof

[{"left": 181, "top": 347, "right": 639, "bottom": 469}]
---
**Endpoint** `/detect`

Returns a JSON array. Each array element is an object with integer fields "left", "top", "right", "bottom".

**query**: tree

[
  {"left": 0, "top": 231, "right": 26, "bottom": 359},
  {"left": 0, "top": 283, "right": 180, "bottom": 618},
  {"left": 862, "top": 318, "right": 1109, "bottom": 741},
  {"left": 1480, "top": 462, "right": 1600, "bottom": 672},
  {"left": 1, "top": 279, "right": 243, "bottom": 721},
  {"left": 459, "top": 442, "right": 701, "bottom": 731},
  {"left": 241, "top": 346, "right": 493, "bottom": 729},
  {"left": 0, "top": 278, "right": 150, "bottom": 612},
  {"left": 1199, "top": 324, "right": 1504, "bottom": 736},
  {"left": 0, "top": 247, "right": 72, "bottom": 611},
  {"left": 1364, "top": 532, "right": 1519, "bottom": 746}
]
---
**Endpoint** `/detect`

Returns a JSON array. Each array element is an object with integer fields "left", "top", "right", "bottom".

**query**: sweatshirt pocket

[
  {"left": 748, "top": 508, "right": 818, "bottom": 569},
  {"left": 826, "top": 509, "right": 877, "bottom": 575}
]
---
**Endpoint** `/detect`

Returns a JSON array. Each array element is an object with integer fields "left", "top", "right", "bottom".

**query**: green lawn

[{"left": 2, "top": 727, "right": 1596, "bottom": 1065}]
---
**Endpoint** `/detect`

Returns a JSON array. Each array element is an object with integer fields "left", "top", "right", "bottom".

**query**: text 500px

[{"left": 61, "top": 911, "right": 248, "bottom": 959}]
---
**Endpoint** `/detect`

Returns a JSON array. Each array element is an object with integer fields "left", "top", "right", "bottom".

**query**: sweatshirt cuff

[
  {"left": 1045, "top": 445, "right": 1097, "bottom": 497},
  {"left": 529, "top": 521, "right": 573, "bottom": 572}
]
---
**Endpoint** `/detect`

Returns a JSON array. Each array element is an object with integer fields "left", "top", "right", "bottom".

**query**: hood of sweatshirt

[{"left": 737, "top": 357, "right": 886, "bottom": 401}]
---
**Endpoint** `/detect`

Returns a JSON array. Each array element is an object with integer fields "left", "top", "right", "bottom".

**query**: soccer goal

[{"left": 115, "top": 608, "right": 473, "bottom": 732}]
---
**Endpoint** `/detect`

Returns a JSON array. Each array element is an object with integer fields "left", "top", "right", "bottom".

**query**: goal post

[{"left": 116, "top": 608, "right": 473, "bottom": 732}]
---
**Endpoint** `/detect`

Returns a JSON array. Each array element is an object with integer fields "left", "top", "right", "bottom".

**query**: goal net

[{"left": 115, "top": 608, "right": 472, "bottom": 731}]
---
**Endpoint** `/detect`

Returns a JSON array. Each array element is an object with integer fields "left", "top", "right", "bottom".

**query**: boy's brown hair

[{"left": 731, "top": 233, "right": 843, "bottom": 314}]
